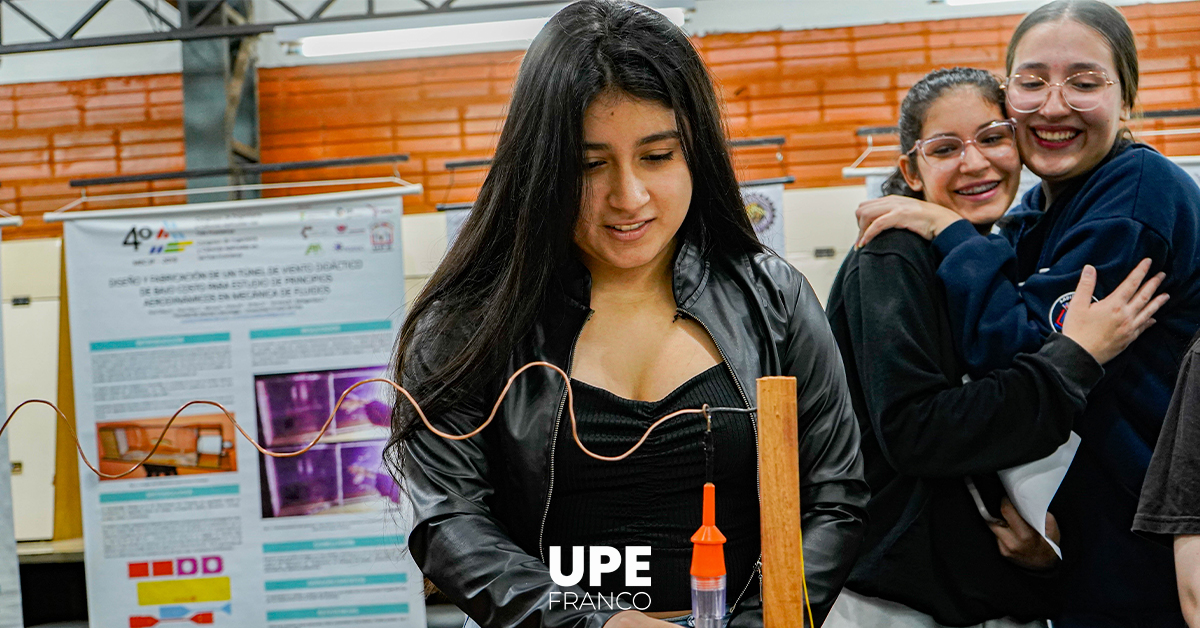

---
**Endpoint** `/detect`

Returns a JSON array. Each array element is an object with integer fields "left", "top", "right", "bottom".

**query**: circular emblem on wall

[{"left": 744, "top": 191, "right": 776, "bottom": 235}]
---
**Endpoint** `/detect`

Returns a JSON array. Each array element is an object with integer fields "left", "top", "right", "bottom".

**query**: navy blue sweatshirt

[
  {"left": 827, "top": 229, "right": 1103, "bottom": 626},
  {"left": 931, "top": 142, "right": 1200, "bottom": 624}
]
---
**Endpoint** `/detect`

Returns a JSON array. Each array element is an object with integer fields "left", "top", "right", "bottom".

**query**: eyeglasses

[
  {"left": 1003, "top": 71, "right": 1116, "bottom": 113},
  {"left": 907, "top": 120, "right": 1017, "bottom": 168}
]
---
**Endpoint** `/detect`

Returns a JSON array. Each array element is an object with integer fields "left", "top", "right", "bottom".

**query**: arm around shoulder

[{"left": 845, "top": 241, "right": 1102, "bottom": 477}]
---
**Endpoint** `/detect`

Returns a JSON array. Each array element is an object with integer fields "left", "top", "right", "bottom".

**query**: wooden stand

[{"left": 756, "top": 376, "right": 806, "bottom": 628}]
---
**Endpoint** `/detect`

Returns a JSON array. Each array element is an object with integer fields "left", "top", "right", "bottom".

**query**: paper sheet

[{"left": 997, "top": 431, "right": 1081, "bottom": 558}]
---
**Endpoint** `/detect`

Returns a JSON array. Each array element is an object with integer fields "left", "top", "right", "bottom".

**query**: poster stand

[{"left": 56, "top": 183, "right": 425, "bottom": 628}]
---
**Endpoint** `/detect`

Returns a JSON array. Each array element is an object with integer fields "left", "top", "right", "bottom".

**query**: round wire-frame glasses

[
  {"left": 1002, "top": 71, "right": 1116, "bottom": 114},
  {"left": 907, "top": 119, "right": 1017, "bottom": 168}
]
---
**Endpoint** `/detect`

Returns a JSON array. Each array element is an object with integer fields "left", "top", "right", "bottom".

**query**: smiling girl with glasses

[
  {"left": 854, "top": 2, "right": 1200, "bottom": 627},
  {"left": 825, "top": 67, "right": 1163, "bottom": 628}
]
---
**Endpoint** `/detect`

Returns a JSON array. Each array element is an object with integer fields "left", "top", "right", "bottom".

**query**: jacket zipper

[
  {"left": 677, "top": 307, "right": 761, "bottom": 609},
  {"left": 539, "top": 310, "right": 592, "bottom": 564}
]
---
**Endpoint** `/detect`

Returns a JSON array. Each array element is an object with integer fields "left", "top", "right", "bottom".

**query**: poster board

[{"left": 59, "top": 188, "right": 424, "bottom": 628}]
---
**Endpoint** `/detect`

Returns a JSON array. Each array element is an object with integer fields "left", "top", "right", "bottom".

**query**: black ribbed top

[{"left": 542, "top": 364, "right": 759, "bottom": 611}]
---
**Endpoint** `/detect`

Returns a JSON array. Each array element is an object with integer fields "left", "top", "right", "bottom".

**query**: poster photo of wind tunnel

[{"left": 254, "top": 366, "right": 401, "bottom": 518}]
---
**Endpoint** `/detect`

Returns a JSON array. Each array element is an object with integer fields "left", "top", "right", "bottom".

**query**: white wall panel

[{"left": 2, "top": 238, "right": 61, "bottom": 541}]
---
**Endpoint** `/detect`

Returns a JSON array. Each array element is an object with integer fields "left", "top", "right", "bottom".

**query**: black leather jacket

[{"left": 402, "top": 240, "right": 869, "bottom": 628}]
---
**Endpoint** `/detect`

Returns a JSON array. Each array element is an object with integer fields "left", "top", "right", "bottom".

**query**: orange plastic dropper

[
  {"left": 690, "top": 482, "right": 727, "bottom": 577},
  {"left": 690, "top": 482, "right": 727, "bottom": 628}
]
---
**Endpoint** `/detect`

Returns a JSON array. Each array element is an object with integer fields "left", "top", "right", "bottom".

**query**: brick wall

[
  {"left": 0, "top": 75, "right": 185, "bottom": 240},
  {"left": 3, "top": 1, "right": 1200, "bottom": 239}
]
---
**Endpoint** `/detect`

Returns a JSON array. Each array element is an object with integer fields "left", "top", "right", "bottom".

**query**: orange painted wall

[
  {"left": 0, "top": 75, "right": 186, "bottom": 240},
  {"left": 3, "top": 1, "right": 1200, "bottom": 239}
]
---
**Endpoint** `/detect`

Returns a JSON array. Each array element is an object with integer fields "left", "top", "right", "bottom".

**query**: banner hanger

[{"left": 45, "top": 177, "right": 423, "bottom": 223}]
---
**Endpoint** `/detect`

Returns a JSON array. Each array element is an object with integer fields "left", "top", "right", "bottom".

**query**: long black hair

[
  {"left": 882, "top": 68, "right": 1004, "bottom": 198},
  {"left": 388, "top": 0, "right": 761, "bottom": 448}
]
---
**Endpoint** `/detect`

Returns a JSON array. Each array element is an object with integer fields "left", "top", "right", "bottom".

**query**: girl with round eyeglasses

[
  {"left": 825, "top": 67, "right": 1163, "bottom": 628},
  {"left": 855, "top": 2, "right": 1200, "bottom": 627}
]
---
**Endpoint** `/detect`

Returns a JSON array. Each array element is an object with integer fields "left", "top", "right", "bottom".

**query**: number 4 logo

[{"left": 123, "top": 226, "right": 152, "bottom": 251}]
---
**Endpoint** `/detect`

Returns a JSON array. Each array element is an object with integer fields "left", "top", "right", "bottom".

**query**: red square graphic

[
  {"left": 151, "top": 561, "right": 173, "bottom": 576},
  {"left": 127, "top": 563, "right": 149, "bottom": 578}
]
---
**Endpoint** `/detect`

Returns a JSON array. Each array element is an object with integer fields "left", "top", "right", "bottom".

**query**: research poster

[
  {"left": 741, "top": 180, "right": 785, "bottom": 253},
  {"left": 0, "top": 232, "right": 23, "bottom": 628},
  {"left": 63, "top": 189, "right": 425, "bottom": 628}
]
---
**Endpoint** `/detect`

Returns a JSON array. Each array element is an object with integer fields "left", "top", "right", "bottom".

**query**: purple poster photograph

[{"left": 255, "top": 365, "right": 400, "bottom": 519}]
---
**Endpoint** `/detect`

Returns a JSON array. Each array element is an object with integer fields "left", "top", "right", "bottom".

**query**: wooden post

[
  {"left": 756, "top": 376, "right": 806, "bottom": 628},
  {"left": 54, "top": 243, "right": 82, "bottom": 541}
]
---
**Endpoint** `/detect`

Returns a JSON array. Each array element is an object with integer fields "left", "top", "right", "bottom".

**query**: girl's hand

[
  {"left": 855, "top": 195, "right": 963, "bottom": 248},
  {"left": 1061, "top": 259, "right": 1169, "bottom": 365},
  {"left": 989, "top": 497, "right": 1061, "bottom": 571}
]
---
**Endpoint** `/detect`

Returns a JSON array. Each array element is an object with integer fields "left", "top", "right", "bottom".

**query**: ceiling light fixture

[
  {"left": 276, "top": 3, "right": 691, "bottom": 59},
  {"left": 942, "top": 0, "right": 1029, "bottom": 5}
]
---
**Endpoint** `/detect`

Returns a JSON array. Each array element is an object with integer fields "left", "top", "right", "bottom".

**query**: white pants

[{"left": 823, "top": 589, "right": 1049, "bottom": 628}]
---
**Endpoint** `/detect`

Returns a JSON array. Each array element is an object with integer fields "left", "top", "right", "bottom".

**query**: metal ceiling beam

[
  {"left": 128, "top": 0, "right": 178, "bottom": 29},
  {"left": 63, "top": 0, "right": 112, "bottom": 39},
  {"left": 1, "top": 0, "right": 56, "bottom": 40},
  {"left": 0, "top": 0, "right": 568, "bottom": 55}
]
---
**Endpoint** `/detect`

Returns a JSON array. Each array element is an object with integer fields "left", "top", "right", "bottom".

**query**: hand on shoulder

[{"left": 855, "top": 195, "right": 963, "bottom": 248}]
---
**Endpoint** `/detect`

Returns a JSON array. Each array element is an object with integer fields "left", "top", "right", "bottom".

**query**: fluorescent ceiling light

[
  {"left": 289, "top": 6, "right": 688, "bottom": 58},
  {"left": 942, "top": 0, "right": 1027, "bottom": 5},
  {"left": 300, "top": 16, "right": 547, "bottom": 57}
]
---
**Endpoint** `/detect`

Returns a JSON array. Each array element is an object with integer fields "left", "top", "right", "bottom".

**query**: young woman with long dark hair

[
  {"left": 855, "top": 2, "right": 1200, "bottom": 626},
  {"left": 386, "top": 3, "right": 869, "bottom": 628},
  {"left": 825, "top": 67, "right": 1162, "bottom": 628}
]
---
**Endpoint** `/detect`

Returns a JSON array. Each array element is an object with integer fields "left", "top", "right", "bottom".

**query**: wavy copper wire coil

[{"left": 0, "top": 361, "right": 755, "bottom": 479}]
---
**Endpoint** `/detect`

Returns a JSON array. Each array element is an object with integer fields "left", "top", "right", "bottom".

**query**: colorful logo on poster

[
  {"left": 128, "top": 556, "right": 224, "bottom": 579},
  {"left": 743, "top": 191, "right": 776, "bottom": 235},
  {"left": 371, "top": 222, "right": 394, "bottom": 251},
  {"left": 123, "top": 222, "right": 192, "bottom": 255}
]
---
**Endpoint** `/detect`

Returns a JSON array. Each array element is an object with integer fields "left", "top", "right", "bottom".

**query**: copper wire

[
  {"left": 0, "top": 362, "right": 803, "bottom": 621},
  {"left": 0, "top": 360, "right": 755, "bottom": 478}
]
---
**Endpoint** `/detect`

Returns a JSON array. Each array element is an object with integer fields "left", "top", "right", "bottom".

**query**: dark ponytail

[{"left": 885, "top": 67, "right": 1004, "bottom": 198}]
